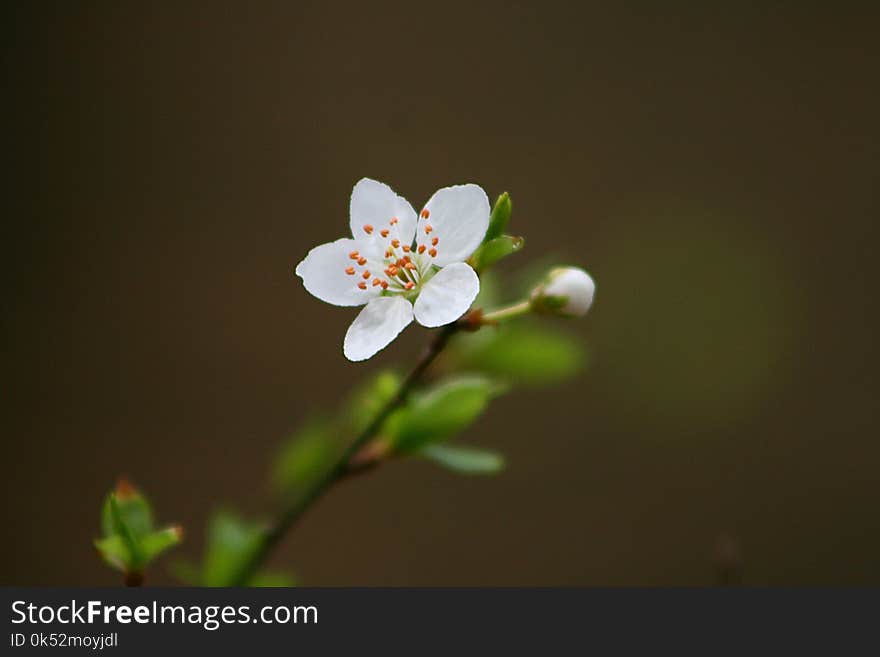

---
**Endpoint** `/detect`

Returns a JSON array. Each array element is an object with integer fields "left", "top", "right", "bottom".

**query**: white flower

[
  {"left": 531, "top": 266, "right": 596, "bottom": 317},
  {"left": 295, "top": 178, "right": 489, "bottom": 361}
]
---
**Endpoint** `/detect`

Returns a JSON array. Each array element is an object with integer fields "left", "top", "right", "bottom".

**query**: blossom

[
  {"left": 296, "top": 179, "right": 489, "bottom": 361},
  {"left": 531, "top": 266, "right": 596, "bottom": 317}
]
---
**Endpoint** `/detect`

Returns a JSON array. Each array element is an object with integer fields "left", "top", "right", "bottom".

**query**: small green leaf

[
  {"left": 421, "top": 444, "right": 505, "bottom": 475},
  {"left": 94, "top": 535, "right": 131, "bottom": 572},
  {"left": 110, "top": 495, "right": 145, "bottom": 568},
  {"left": 453, "top": 324, "right": 586, "bottom": 385},
  {"left": 202, "top": 511, "right": 265, "bottom": 587},
  {"left": 96, "top": 481, "right": 181, "bottom": 577},
  {"left": 139, "top": 526, "right": 183, "bottom": 563},
  {"left": 347, "top": 370, "right": 401, "bottom": 433},
  {"left": 484, "top": 192, "right": 512, "bottom": 242},
  {"left": 101, "top": 483, "right": 153, "bottom": 540},
  {"left": 471, "top": 235, "right": 525, "bottom": 271},
  {"left": 272, "top": 417, "right": 337, "bottom": 491},
  {"left": 391, "top": 376, "right": 495, "bottom": 453}
]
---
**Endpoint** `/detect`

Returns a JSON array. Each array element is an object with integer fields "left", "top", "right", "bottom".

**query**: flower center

[{"left": 343, "top": 210, "right": 441, "bottom": 295}]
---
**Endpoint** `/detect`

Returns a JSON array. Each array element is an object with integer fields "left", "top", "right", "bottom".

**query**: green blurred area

[{"left": 2, "top": 2, "right": 877, "bottom": 585}]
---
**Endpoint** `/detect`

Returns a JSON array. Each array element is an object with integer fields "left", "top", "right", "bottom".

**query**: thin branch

[{"left": 230, "top": 322, "right": 461, "bottom": 586}]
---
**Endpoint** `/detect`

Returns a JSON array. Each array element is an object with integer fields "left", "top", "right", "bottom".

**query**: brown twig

[{"left": 230, "top": 322, "right": 461, "bottom": 586}]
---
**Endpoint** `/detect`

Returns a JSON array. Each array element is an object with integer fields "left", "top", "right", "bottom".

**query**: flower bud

[{"left": 531, "top": 266, "right": 596, "bottom": 317}]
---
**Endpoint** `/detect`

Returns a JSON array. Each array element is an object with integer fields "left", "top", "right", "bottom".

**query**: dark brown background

[{"left": 3, "top": 2, "right": 878, "bottom": 585}]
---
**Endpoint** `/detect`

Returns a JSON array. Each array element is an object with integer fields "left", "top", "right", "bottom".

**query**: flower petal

[
  {"left": 418, "top": 184, "right": 490, "bottom": 266},
  {"left": 413, "top": 262, "right": 480, "bottom": 327},
  {"left": 343, "top": 296, "right": 414, "bottom": 361},
  {"left": 350, "top": 178, "right": 418, "bottom": 258},
  {"left": 295, "top": 238, "right": 379, "bottom": 307}
]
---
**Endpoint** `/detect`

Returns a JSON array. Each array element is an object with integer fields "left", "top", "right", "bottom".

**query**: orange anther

[
  {"left": 420, "top": 209, "right": 430, "bottom": 219},
  {"left": 349, "top": 250, "right": 359, "bottom": 259},
  {"left": 380, "top": 280, "right": 389, "bottom": 289},
  {"left": 357, "top": 257, "right": 367, "bottom": 266},
  {"left": 402, "top": 245, "right": 411, "bottom": 252},
  {"left": 380, "top": 229, "right": 389, "bottom": 237},
  {"left": 391, "top": 239, "right": 400, "bottom": 248},
  {"left": 363, "top": 224, "right": 374, "bottom": 234},
  {"left": 424, "top": 224, "right": 433, "bottom": 234},
  {"left": 372, "top": 278, "right": 382, "bottom": 286},
  {"left": 345, "top": 266, "right": 355, "bottom": 275},
  {"left": 418, "top": 244, "right": 426, "bottom": 254},
  {"left": 405, "top": 262, "right": 416, "bottom": 270},
  {"left": 431, "top": 237, "right": 439, "bottom": 246},
  {"left": 429, "top": 248, "right": 437, "bottom": 257},
  {"left": 362, "top": 270, "right": 371, "bottom": 279},
  {"left": 385, "top": 248, "right": 394, "bottom": 258},
  {"left": 402, "top": 255, "right": 411, "bottom": 263},
  {"left": 358, "top": 282, "right": 367, "bottom": 290},
  {"left": 404, "top": 281, "right": 415, "bottom": 290},
  {"left": 390, "top": 217, "right": 399, "bottom": 225}
]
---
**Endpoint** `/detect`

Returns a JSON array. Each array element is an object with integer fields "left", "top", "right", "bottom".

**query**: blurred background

[{"left": 3, "top": 1, "right": 878, "bottom": 585}]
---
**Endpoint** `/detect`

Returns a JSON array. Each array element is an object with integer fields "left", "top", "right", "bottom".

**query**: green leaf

[
  {"left": 96, "top": 481, "right": 181, "bottom": 576},
  {"left": 421, "top": 444, "right": 505, "bottom": 475},
  {"left": 139, "top": 526, "right": 183, "bottom": 563},
  {"left": 94, "top": 535, "right": 131, "bottom": 573},
  {"left": 106, "top": 494, "right": 144, "bottom": 569},
  {"left": 484, "top": 192, "right": 512, "bottom": 242},
  {"left": 471, "top": 235, "right": 524, "bottom": 271},
  {"left": 347, "top": 369, "right": 401, "bottom": 433},
  {"left": 201, "top": 511, "right": 265, "bottom": 587},
  {"left": 101, "top": 484, "right": 153, "bottom": 539},
  {"left": 453, "top": 324, "right": 586, "bottom": 385},
  {"left": 272, "top": 417, "right": 337, "bottom": 491},
  {"left": 391, "top": 376, "right": 495, "bottom": 453}
]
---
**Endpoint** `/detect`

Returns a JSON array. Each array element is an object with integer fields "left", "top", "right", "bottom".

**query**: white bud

[{"left": 531, "top": 266, "right": 596, "bottom": 317}]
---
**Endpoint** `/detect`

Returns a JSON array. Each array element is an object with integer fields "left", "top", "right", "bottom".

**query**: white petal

[
  {"left": 295, "top": 238, "right": 379, "bottom": 307},
  {"left": 343, "top": 296, "right": 414, "bottom": 361},
  {"left": 413, "top": 262, "right": 480, "bottom": 327},
  {"left": 350, "top": 178, "right": 417, "bottom": 258},
  {"left": 419, "top": 184, "right": 490, "bottom": 266}
]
